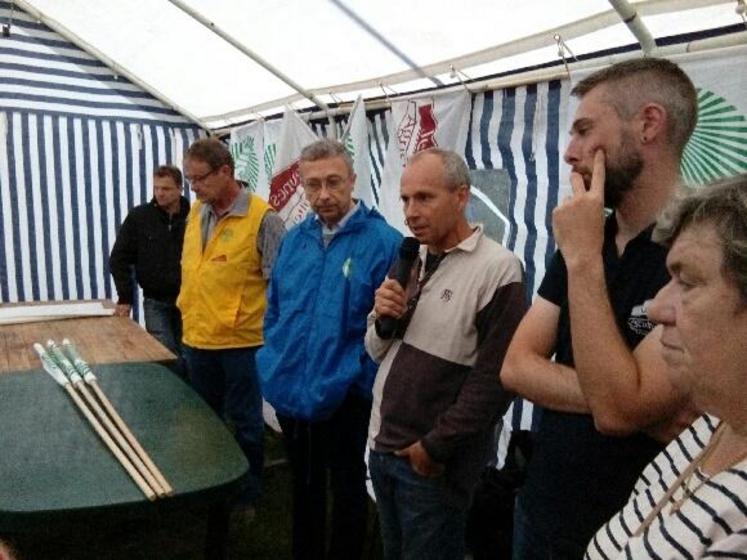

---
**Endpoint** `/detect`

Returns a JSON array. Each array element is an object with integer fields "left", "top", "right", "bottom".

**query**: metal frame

[
  {"left": 13, "top": 0, "right": 210, "bottom": 130},
  {"left": 609, "top": 0, "right": 657, "bottom": 54},
  {"left": 202, "top": 0, "right": 729, "bottom": 127},
  {"left": 16, "top": 0, "right": 737, "bottom": 130},
  {"left": 264, "top": 31, "right": 746, "bottom": 129},
  {"left": 165, "top": 0, "right": 337, "bottom": 136}
]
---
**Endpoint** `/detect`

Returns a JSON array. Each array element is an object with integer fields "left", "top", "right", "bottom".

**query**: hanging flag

[
  {"left": 377, "top": 91, "right": 472, "bottom": 233},
  {"left": 263, "top": 118, "right": 283, "bottom": 188},
  {"left": 341, "top": 95, "right": 375, "bottom": 208},
  {"left": 229, "top": 120, "right": 267, "bottom": 197},
  {"left": 268, "top": 107, "right": 318, "bottom": 228}
]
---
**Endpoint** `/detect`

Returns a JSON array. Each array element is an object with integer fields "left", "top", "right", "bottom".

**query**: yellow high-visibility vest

[{"left": 178, "top": 195, "right": 270, "bottom": 349}]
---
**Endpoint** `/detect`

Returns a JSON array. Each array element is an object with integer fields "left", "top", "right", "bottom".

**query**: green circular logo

[{"left": 681, "top": 88, "right": 747, "bottom": 186}]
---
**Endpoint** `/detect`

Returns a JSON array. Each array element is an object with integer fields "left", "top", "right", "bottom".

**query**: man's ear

[
  {"left": 456, "top": 185, "right": 470, "bottom": 211},
  {"left": 638, "top": 102, "right": 667, "bottom": 144}
]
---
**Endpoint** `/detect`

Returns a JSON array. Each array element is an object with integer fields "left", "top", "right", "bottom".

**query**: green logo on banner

[
  {"left": 264, "top": 143, "right": 277, "bottom": 178},
  {"left": 681, "top": 89, "right": 747, "bottom": 186},
  {"left": 344, "top": 134, "right": 356, "bottom": 161},
  {"left": 231, "top": 136, "right": 261, "bottom": 191}
]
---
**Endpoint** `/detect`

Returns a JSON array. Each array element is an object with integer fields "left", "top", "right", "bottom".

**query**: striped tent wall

[
  {"left": 365, "top": 111, "right": 390, "bottom": 207},
  {"left": 0, "top": 3, "right": 205, "bottom": 324},
  {"left": 466, "top": 80, "right": 571, "bottom": 440}
]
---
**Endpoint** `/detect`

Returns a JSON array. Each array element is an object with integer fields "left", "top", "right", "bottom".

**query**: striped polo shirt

[{"left": 586, "top": 414, "right": 747, "bottom": 559}]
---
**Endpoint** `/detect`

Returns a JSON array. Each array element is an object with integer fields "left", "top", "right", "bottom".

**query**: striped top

[
  {"left": 586, "top": 415, "right": 747, "bottom": 559},
  {"left": 0, "top": 3, "right": 195, "bottom": 124}
]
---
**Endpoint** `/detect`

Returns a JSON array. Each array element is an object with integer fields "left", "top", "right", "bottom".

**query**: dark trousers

[
  {"left": 143, "top": 297, "right": 185, "bottom": 378},
  {"left": 183, "top": 345, "right": 264, "bottom": 505},
  {"left": 277, "top": 391, "right": 371, "bottom": 560},
  {"left": 369, "top": 451, "right": 467, "bottom": 560},
  {"left": 512, "top": 494, "right": 586, "bottom": 560},
  {"left": 142, "top": 297, "right": 181, "bottom": 355}
]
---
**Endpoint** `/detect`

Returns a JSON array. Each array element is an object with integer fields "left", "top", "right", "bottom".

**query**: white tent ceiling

[{"left": 15, "top": 0, "right": 746, "bottom": 129}]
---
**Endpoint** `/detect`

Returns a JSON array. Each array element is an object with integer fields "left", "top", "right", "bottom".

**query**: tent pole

[
  {"left": 204, "top": 0, "right": 725, "bottom": 125},
  {"left": 166, "top": 0, "right": 337, "bottom": 137},
  {"left": 283, "top": 35, "right": 746, "bottom": 126},
  {"left": 13, "top": 0, "right": 210, "bottom": 131},
  {"left": 609, "top": 0, "right": 658, "bottom": 55}
]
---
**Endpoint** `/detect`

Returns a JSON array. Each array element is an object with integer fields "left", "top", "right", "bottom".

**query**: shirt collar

[
  {"left": 318, "top": 200, "right": 361, "bottom": 235},
  {"left": 419, "top": 224, "right": 484, "bottom": 260},
  {"left": 446, "top": 224, "right": 483, "bottom": 254},
  {"left": 605, "top": 212, "right": 656, "bottom": 247},
  {"left": 207, "top": 188, "right": 250, "bottom": 220}
]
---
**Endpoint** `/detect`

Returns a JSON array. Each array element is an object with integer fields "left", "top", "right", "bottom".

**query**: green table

[{"left": 0, "top": 362, "right": 248, "bottom": 532}]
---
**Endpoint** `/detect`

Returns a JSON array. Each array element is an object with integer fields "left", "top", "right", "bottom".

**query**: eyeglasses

[
  {"left": 185, "top": 168, "right": 217, "bottom": 185},
  {"left": 302, "top": 175, "right": 350, "bottom": 194}
]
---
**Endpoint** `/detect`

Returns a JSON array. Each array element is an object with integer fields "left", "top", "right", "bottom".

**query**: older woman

[{"left": 585, "top": 173, "right": 747, "bottom": 559}]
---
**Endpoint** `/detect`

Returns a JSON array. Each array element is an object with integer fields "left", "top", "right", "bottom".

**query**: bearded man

[{"left": 501, "top": 58, "right": 699, "bottom": 559}]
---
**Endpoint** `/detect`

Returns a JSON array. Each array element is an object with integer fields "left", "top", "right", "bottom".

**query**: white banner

[
  {"left": 228, "top": 118, "right": 286, "bottom": 202},
  {"left": 378, "top": 90, "right": 472, "bottom": 233},
  {"left": 263, "top": 118, "right": 283, "bottom": 186},
  {"left": 677, "top": 46, "right": 747, "bottom": 186},
  {"left": 268, "top": 107, "right": 319, "bottom": 228},
  {"left": 229, "top": 120, "right": 266, "bottom": 197},
  {"left": 341, "top": 95, "right": 375, "bottom": 208}
]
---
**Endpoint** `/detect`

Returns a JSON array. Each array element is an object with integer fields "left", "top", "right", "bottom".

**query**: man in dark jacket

[{"left": 110, "top": 165, "right": 189, "bottom": 364}]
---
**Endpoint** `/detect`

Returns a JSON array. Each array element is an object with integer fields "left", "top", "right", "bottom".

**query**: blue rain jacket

[{"left": 257, "top": 204, "right": 401, "bottom": 421}]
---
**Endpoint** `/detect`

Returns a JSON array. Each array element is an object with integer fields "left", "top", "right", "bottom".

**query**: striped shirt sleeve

[{"left": 586, "top": 415, "right": 747, "bottom": 560}]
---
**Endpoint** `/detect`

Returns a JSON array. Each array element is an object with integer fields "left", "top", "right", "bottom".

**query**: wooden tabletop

[{"left": 0, "top": 301, "right": 175, "bottom": 374}]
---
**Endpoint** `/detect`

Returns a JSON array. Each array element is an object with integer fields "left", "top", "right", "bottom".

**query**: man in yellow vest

[{"left": 178, "top": 138, "right": 285, "bottom": 509}]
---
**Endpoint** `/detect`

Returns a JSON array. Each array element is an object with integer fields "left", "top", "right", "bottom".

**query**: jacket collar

[
  {"left": 300, "top": 200, "right": 384, "bottom": 240},
  {"left": 150, "top": 196, "right": 190, "bottom": 220}
]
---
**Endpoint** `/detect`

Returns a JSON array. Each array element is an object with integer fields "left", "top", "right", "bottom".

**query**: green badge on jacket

[{"left": 342, "top": 257, "right": 353, "bottom": 278}]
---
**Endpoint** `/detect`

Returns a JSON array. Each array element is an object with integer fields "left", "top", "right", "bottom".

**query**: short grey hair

[
  {"left": 572, "top": 58, "right": 697, "bottom": 156},
  {"left": 300, "top": 138, "right": 354, "bottom": 175},
  {"left": 408, "top": 148, "right": 471, "bottom": 191},
  {"left": 654, "top": 172, "right": 747, "bottom": 302}
]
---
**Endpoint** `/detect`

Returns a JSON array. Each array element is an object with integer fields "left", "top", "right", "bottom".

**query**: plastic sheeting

[{"left": 16, "top": 0, "right": 742, "bottom": 128}]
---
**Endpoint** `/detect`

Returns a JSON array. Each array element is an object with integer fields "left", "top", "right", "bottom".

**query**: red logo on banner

[
  {"left": 396, "top": 101, "right": 439, "bottom": 164},
  {"left": 415, "top": 104, "right": 438, "bottom": 152},
  {"left": 269, "top": 161, "right": 301, "bottom": 210},
  {"left": 397, "top": 102, "right": 417, "bottom": 157}
]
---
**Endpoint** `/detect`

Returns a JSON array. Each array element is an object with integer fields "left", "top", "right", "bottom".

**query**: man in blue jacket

[{"left": 257, "top": 138, "right": 401, "bottom": 560}]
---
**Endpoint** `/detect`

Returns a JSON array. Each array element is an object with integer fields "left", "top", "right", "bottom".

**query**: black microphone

[{"left": 376, "top": 236, "right": 420, "bottom": 339}]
